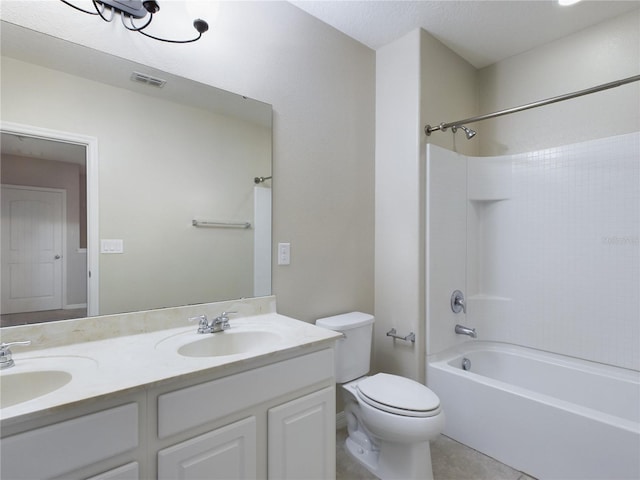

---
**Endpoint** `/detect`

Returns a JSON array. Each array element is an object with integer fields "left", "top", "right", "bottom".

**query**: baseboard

[
  {"left": 64, "top": 303, "right": 87, "bottom": 310},
  {"left": 336, "top": 410, "right": 346, "bottom": 430}
]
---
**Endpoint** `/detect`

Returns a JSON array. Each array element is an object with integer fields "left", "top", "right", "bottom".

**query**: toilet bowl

[{"left": 316, "top": 312, "right": 444, "bottom": 480}]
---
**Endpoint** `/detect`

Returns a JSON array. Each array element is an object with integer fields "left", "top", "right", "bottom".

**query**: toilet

[{"left": 316, "top": 312, "right": 444, "bottom": 480}]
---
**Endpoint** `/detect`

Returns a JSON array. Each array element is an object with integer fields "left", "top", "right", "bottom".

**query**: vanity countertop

[{"left": 0, "top": 312, "right": 341, "bottom": 427}]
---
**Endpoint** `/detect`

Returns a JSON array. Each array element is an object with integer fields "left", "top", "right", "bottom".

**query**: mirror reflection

[{"left": 0, "top": 22, "right": 272, "bottom": 327}]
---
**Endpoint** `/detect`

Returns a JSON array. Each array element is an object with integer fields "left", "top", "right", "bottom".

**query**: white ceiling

[
  {"left": 1, "top": 132, "right": 86, "bottom": 165},
  {"left": 289, "top": 0, "right": 640, "bottom": 68}
]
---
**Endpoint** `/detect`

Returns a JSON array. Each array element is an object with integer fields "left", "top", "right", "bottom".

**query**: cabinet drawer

[
  {"left": 1, "top": 403, "right": 138, "bottom": 480},
  {"left": 158, "top": 348, "right": 333, "bottom": 439}
]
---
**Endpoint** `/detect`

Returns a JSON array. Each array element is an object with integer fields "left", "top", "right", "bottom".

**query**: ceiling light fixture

[
  {"left": 558, "top": 0, "right": 583, "bottom": 6},
  {"left": 60, "top": 0, "right": 209, "bottom": 44}
]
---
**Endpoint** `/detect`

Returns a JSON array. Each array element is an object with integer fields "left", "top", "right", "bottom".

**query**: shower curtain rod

[{"left": 425, "top": 74, "right": 640, "bottom": 136}]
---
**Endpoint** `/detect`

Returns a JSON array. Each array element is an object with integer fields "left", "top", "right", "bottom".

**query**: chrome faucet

[
  {"left": 189, "top": 312, "right": 236, "bottom": 334},
  {"left": 455, "top": 324, "right": 477, "bottom": 338},
  {"left": 0, "top": 340, "right": 32, "bottom": 369},
  {"left": 210, "top": 311, "right": 235, "bottom": 333}
]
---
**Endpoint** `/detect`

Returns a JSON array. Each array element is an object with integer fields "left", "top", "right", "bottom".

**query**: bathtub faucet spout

[{"left": 455, "top": 324, "right": 477, "bottom": 338}]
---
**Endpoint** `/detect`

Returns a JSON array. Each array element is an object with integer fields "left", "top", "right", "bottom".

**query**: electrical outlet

[{"left": 278, "top": 243, "right": 291, "bottom": 265}]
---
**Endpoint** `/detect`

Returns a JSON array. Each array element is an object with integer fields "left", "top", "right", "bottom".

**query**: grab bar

[
  {"left": 192, "top": 220, "right": 251, "bottom": 229},
  {"left": 386, "top": 328, "right": 415, "bottom": 343}
]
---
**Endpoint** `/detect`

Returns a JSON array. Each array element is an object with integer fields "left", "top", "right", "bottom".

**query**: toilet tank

[{"left": 316, "top": 312, "right": 374, "bottom": 383}]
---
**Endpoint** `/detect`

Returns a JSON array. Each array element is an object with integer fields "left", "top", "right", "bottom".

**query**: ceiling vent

[{"left": 130, "top": 72, "right": 167, "bottom": 88}]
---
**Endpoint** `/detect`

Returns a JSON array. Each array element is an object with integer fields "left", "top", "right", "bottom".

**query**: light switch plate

[{"left": 101, "top": 239, "right": 124, "bottom": 254}]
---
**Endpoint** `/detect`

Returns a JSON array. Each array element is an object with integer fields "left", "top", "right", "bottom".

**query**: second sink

[{"left": 177, "top": 331, "right": 283, "bottom": 357}]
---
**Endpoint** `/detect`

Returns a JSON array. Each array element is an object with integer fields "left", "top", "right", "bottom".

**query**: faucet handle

[
  {"left": 0, "top": 340, "right": 32, "bottom": 369},
  {"left": 218, "top": 311, "right": 237, "bottom": 330},
  {"left": 188, "top": 315, "right": 209, "bottom": 333},
  {"left": 1, "top": 340, "right": 32, "bottom": 352},
  {"left": 188, "top": 314, "right": 208, "bottom": 324},
  {"left": 210, "top": 311, "right": 236, "bottom": 332}
]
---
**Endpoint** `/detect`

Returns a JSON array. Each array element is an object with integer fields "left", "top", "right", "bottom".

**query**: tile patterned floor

[{"left": 336, "top": 429, "right": 536, "bottom": 480}]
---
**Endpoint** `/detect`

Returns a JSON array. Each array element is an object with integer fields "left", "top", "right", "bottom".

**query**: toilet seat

[{"left": 356, "top": 373, "right": 441, "bottom": 418}]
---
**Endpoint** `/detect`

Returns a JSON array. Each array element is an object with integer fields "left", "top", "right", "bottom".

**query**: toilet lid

[{"left": 356, "top": 373, "right": 441, "bottom": 418}]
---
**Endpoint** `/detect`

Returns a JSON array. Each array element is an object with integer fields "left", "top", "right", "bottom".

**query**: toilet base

[
  {"left": 345, "top": 435, "right": 379, "bottom": 474},
  {"left": 344, "top": 435, "right": 434, "bottom": 480}
]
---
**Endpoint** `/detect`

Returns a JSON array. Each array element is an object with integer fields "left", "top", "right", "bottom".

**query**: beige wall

[
  {"left": 420, "top": 32, "right": 479, "bottom": 158},
  {"left": 478, "top": 10, "right": 640, "bottom": 155},
  {"left": 1, "top": 57, "right": 270, "bottom": 314},
  {"left": 0, "top": 1, "right": 376, "bottom": 323},
  {"left": 374, "top": 30, "right": 422, "bottom": 380},
  {"left": 374, "top": 29, "right": 478, "bottom": 382}
]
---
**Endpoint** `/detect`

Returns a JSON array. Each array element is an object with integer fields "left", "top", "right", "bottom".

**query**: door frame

[{"left": 1, "top": 122, "right": 99, "bottom": 316}]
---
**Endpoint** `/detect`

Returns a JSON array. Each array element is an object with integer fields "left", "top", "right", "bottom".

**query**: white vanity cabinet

[
  {"left": 1, "top": 344, "right": 337, "bottom": 480},
  {"left": 152, "top": 348, "right": 335, "bottom": 479},
  {"left": 0, "top": 398, "right": 144, "bottom": 480}
]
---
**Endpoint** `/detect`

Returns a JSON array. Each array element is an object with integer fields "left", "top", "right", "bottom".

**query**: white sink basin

[
  {"left": 177, "top": 331, "right": 283, "bottom": 357},
  {"left": 0, "top": 370, "right": 72, "bottom": 409},
  {"left": 0, "top": 355, "right": 98, "bottom": 410}
]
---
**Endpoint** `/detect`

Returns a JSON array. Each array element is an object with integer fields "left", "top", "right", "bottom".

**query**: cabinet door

[
  {"left": 157, "top": 416, "right": 257, "bottom": 480},
  {"left": 268, "top": 387, "right": 335, "bottom": 480},
  {"left": 85, "top": 462, "right": 139, "bottom": 480}
]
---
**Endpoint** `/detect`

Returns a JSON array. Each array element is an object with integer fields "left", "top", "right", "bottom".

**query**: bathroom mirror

[{"left": 0, "top": 22, "right": 272, "bottom": 327}]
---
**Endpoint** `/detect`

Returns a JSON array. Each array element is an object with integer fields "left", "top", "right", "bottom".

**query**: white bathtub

[{"left": 427, "top": 342, "right": 640, "bottom": 480}]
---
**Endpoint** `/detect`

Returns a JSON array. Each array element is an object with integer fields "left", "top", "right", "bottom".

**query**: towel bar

[{"left": 192, "top": 220, "right": 251, "bottom": 229}]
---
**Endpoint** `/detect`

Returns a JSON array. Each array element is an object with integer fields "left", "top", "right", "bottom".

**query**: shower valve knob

[{"left": 451, "top": 290, "right": 466, "bottom": 314}]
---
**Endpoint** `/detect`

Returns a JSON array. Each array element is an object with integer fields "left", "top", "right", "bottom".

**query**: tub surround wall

[
  {"left": 453, "top": 11, "right": 640, "bottom": 370},
  {"left": 378, "top": 10, "right": 639, "bottom": 381},
  {"left": 472, "top": 133, "right": 639, "bottom": 370},
  {"left": 427, "top": 132, "right": 640, "bottom": 371},
  {"left": 425, "top": 145, "right": 467, "bottom": 357}
]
